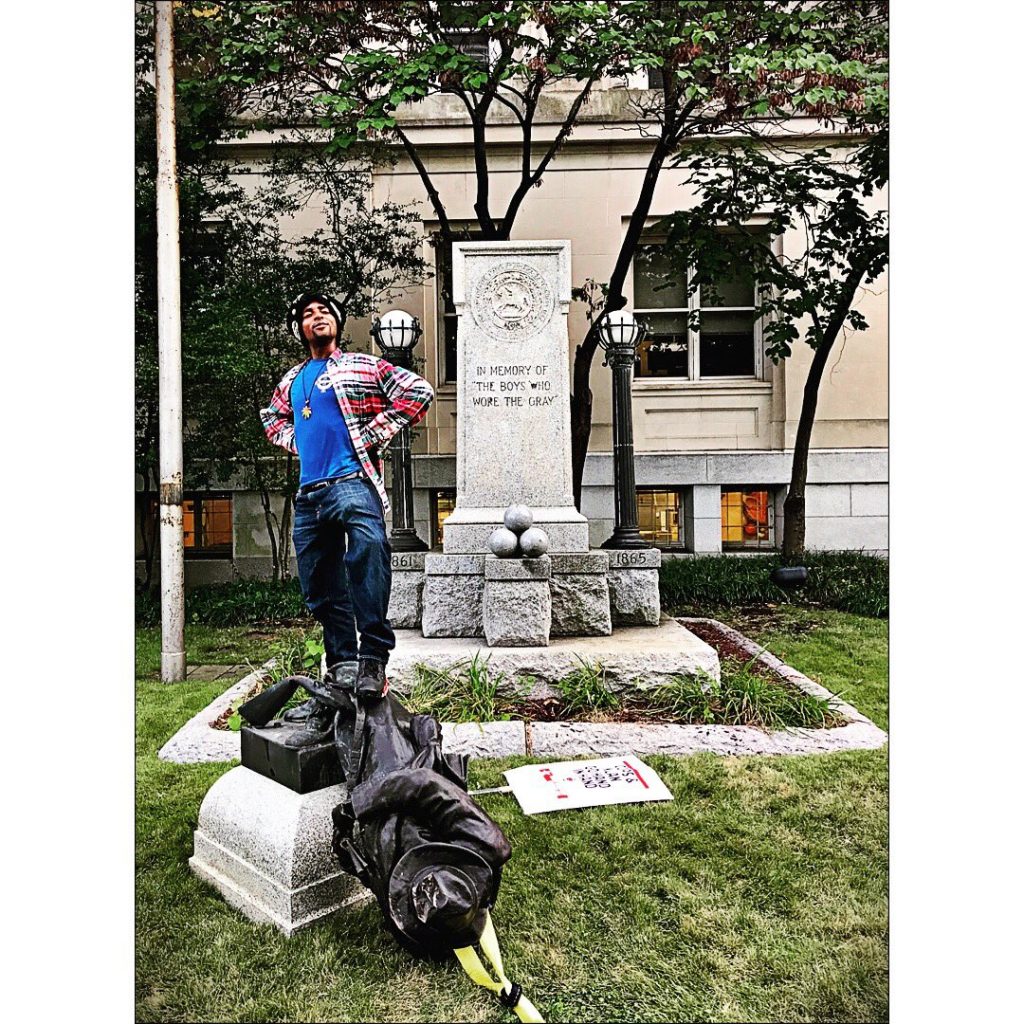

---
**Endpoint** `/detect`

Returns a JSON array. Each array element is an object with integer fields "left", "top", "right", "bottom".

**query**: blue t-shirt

[{"left": 291, "top": 360, "right": 362, "bottom": 486}]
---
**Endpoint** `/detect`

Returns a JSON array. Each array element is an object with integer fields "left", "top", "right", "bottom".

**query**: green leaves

[
  {"left": 662, "top": 131, "right": 888, "bottom": 362},
  {"left": 302, "top": 636, "right": 325, "bottom": 674},
  {"left": 355, "top": 116, "right": 395, "bottom": 133}
]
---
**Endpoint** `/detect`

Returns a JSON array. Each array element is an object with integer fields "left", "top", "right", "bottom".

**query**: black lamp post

[
  {"left": 371, "top": 309, "right": 428, "bottom": 552},
  {"left": 597, "top": 309, "right": 651, "bottom": 550}
]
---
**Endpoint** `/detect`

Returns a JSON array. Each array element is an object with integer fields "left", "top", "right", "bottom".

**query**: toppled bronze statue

[{"left": 239, "top": 664, "right": 543, "bottom": 1022}]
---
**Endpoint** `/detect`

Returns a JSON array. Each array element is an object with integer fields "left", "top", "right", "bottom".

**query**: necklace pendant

[{"left": 302, "top": 404, "right": 312, "bottom": 420}]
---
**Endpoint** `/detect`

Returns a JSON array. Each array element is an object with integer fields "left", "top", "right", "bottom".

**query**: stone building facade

[{"left": 136, "top": 74, "right": 887, "bottom": 585}]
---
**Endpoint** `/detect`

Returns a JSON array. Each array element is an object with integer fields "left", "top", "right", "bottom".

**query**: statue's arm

[{"left": 351, "top": 767, "right": 511, "bottom": 866}]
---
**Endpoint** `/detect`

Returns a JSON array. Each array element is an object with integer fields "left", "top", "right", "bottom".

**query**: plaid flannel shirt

[{"left": 261, "top": 349, "right": 434, "bottom": 515}]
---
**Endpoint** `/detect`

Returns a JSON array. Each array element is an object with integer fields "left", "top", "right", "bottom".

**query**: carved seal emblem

[{"left": 471, "top": 261, "right": 554, "bottom": 342}]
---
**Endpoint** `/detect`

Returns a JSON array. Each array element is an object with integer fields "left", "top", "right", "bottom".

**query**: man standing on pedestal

[{"left": 261, "top": 293, "right": 433, "bottom": 730}]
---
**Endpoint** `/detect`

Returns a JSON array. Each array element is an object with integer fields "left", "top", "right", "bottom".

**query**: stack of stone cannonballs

[{"left": 487, "top": 505, "right": 550, "bottom": 559}]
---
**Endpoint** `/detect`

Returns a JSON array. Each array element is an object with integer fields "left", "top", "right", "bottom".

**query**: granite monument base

[
  {"left": 549, "top": 552, "right": 612, "bottom": 637},
  {"left": 483, "top": 554, "right": 552, "bottom": 647},
  {"left": 387, "top": 551, "right": 426, "bottom": 629},
  {"left": 421, "top": 553, "right": 485, "bottom": 638},
  {"left": 607, "top": 548, "right": 662, "bottom": 626},
  {"left": 189, "top": 766, "right": 368, "bottom": 937},
  {"left": 422, "top": 549, "right": 623, "bottom": 640}
]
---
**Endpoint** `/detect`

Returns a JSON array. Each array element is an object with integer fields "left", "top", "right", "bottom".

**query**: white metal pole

[{"left": 155, "top": 0, "right": 186, "bottom": 681}]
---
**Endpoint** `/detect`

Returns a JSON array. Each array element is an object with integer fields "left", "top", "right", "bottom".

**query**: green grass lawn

[
  {"left": 705, "top": 606, "right": 889, "bottom": 731},
  {"left": 136, "top": 610, "right": 887, "bottom": 1023}
]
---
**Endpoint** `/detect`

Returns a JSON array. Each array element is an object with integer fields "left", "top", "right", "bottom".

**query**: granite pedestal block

[
  {"left": 483, "top": 554, "right": 552, "bottom": 647},
  {"left": 549, "top": 551, "right": 612, "bottom": 637},
  {"left": 190, "top": 766, "right": 367, "bottom": 936},
  {"left": 387, "top": 551, "right": 426, "bottom": 629},
  {"left": 607, "top": 548, "right": 662, "bottom": 626},
  {"left": 421, "top": 553, "right": 485, "bottom": 638}
]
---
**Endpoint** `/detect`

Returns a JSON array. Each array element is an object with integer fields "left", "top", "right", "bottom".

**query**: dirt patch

[
  {"left": 516, "top": 697, "right": 665, "bottom": 724},
  {"left": 683, "top": 620, "right": 776, "bottom": 677},
  {"left": 705, "top": 606, "right": 824, "bottom": 639},
  {"left": 210, "top": 679, "right": 264, "bottom": 731}
]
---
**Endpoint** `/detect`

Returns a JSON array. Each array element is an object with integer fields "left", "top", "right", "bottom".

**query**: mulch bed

[
  {"left": 681, "top": 619, "right": 777, "bottom": 678},
  {"left": 703, "top": 605, "right": 823, "bottom": 638},
  {"left": 210, "top": 680, "right": 263, "bottom": 731},
  {"left": 511, "top": 697, "right": 668, "bottom": 724},
  {"left": 214, "top": 619, "right": 831, "bottom": 729}
]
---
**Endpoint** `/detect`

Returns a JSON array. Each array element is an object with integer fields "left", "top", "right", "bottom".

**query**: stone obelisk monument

[
  {"left": 420, "top": 240, "right": 659, "bottom": 640},
  {"left": 439, "top": 240, "right": 589, "bottom": 553}
]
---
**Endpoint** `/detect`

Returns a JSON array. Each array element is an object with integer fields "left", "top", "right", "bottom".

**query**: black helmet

[{"left": 287, "top": 292, "right": 346, "bottom": 344}]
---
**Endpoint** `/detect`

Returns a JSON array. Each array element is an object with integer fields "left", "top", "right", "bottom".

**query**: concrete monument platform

[{"left": 386, "top": 617, "right": 720, "bottom": 692}]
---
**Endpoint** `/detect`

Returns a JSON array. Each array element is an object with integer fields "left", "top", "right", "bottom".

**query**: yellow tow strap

[{"left": 454, "top": 912, "right": 544, "bottom": 1023}]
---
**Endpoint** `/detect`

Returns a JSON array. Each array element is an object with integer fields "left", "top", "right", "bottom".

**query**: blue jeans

[{"left": 293, "top": 478, "right": 394, "bottom": 667}]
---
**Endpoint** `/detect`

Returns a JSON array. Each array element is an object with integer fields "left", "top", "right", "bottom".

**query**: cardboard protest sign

[{"left": 503, "top": 755, "right": 673, "bottom": 815}]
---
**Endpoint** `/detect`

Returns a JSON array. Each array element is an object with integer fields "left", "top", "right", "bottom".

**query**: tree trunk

[
  {"left": 260, "top": 488, "right": 281, "bottom": 581},
  {"left": 276, "top": 455, "right": 296, "bottom": 581},
  {"left": 569, "top": 382, "right": 593, "bottom": 510},
  {"left": 254, "top": 461, "right": 282, "bottom": 581},
  {"left": 782, "top": 267, "right": 872, "bottom": 561},
  {"left": 569, "top": 135, "right": 674, "bottom": 509},
  {"left": 277, "top": 493, "right": 293, "bottom": 581},
  {"left": 139, "top": 463, "right": 159, "bottom": 590},
  {"left": 781, "top": 340, "right": 833, "bottom": 562}
]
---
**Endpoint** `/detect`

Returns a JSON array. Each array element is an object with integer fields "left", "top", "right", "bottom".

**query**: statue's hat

[{"left": 388, "top": 842, "right": 495, "bottom": 955}]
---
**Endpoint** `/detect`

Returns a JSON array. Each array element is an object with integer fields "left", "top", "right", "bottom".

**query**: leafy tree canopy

[
  {"left": 136, "top": 4, "right": 428, "bottom": 579},
  {"left": 163, "top": 0, "right": 888, "bottom": 514},
  {"left": 653, "top": 125, "right": 888, "bottom": 559},
  {"left": 657, "top": 130, "right": 888, "bottom": 362},
  {"left": 180, "top": 1, "right": 888, "bottom": 244}
]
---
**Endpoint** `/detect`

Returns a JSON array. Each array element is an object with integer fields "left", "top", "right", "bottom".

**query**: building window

[
  {"left": 451, "top": 30, "right": 491, "bottom": 66},
  {"left": 721, "top": 489, "right": 774, "bottom": 550},
  {"left": 142, "top": 493, "right": 233, "bottom": 559},
  {"left": 647, "top": 67, "right": 665, "bottom": 90},
  {"left": 632, "top": 239, "right": 761, "bottom": 380},
  {"left": 434, "top": 230, "right": 484, "bottom": 384},
  {"left": 432, "top": 489, "right": 456, "bottom": 548},
  {"left": 637, "top": 488, "right": 682, "bottom": 547}
]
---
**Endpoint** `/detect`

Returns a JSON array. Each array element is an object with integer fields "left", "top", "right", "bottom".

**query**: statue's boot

[
  {"left": 283, "top": 661, "right": 359, "bottom": 722},
  {"left": 356, "top": 657, "right": 389, "bottom": 700},
  {"left": 277, "top": 699, "right": 336, "bottom": 747}
]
